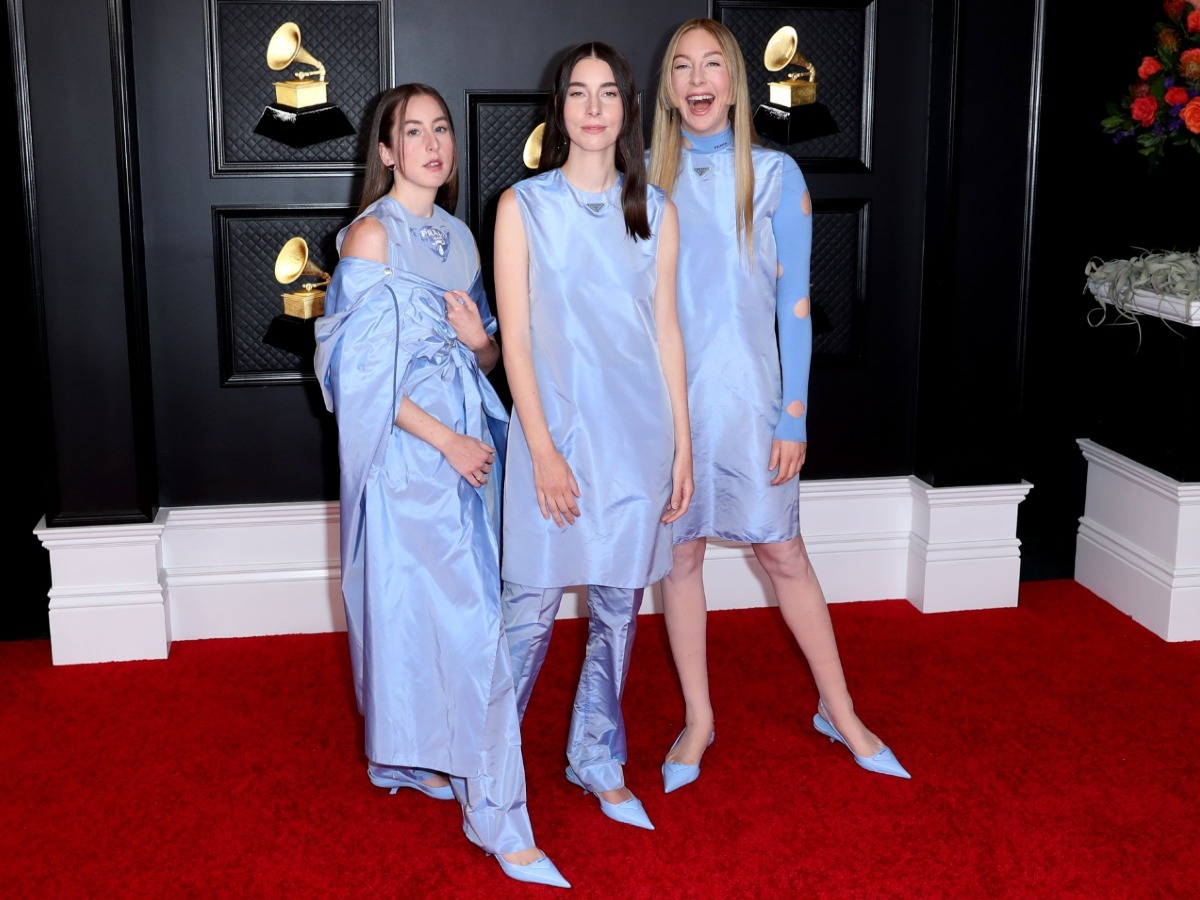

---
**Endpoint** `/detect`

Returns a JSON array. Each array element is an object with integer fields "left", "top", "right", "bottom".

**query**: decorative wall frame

[
  {"left": 711, "top": 0, "right": 876, "bottom": 172},
  {"left": 811, "top": 198, "right": 869, "bottom": 363},
  {"left": 205, "top": 0, "right": 392, "bottom": 176},
  {"left": 213, "top": 205, "right": 353, "bottom": 385},
  {"left": 465, "top": 90, "right": 549, "bottom": 267}
]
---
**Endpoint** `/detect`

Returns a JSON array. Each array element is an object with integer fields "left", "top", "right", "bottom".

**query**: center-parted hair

[
  {"left": 538, "top": 42, "right": 651, "bottom": 241},
  {"left": 358, "top": 83, "right": 460, "bottom": 215},
  {"left": 648, "top": 18, "right": 758, "bottom": 254}
]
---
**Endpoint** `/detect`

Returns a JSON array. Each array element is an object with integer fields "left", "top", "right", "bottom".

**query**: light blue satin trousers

[{"left": 502, "top": 582, "right": 644, "bottom": 793}]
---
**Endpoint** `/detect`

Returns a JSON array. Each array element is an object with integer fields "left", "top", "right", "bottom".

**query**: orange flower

[
  {"left": 1181, "top": 48, "right": 1200, "bottom": 81},
  {"left": 1182, "top": 98, "right": 1200, "bottom": 133},
  {"left": 1188, "top": 9, "right": 1200, "bottom": 30},
  {"left": 1137, "top": 56, "right": 1163, "bottom": 79},
  {"left": 1165, "top": 86, "right": 1191, "bottom": 106}
]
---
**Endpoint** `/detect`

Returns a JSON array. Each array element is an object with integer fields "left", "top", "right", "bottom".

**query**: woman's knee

[{"left": 753, "top": 537, "right": 811, "bottom": 580}]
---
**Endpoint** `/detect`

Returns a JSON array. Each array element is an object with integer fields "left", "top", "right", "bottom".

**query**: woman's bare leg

[
  {"left": 753, "top": 536, "right": 885, "bottom": 758},
  {"left": 660, "top": 538, "right": 715, "bottom": 765}
]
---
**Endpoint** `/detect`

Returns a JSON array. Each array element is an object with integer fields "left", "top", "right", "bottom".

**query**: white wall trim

[
  {"left": 34, "top": 476, "right": 1034, "bottom": 664},
  {"left": 1075, "top": 439, "right": 1199, "bottom": 642}
]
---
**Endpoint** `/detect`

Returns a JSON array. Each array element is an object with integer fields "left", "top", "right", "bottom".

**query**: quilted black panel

[
  {"left": 466, "top": 92, "right": 548, "bottom": 262},
  {"left": 714, "top": 1, "right": 873, "bottom": 170},
  {"left": 810, "top": 200, "right": 867, "bottom": 360},
  {"left": 214, "top": 207, "right": 353, "bottom": 384},
  {"left": 209, "top": 1, "right": 387, "bottom": 174}
]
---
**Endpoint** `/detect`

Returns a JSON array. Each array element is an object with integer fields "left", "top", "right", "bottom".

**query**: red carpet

[{"left": 2, "top": 580, "right": 1197, "bottom": 897}]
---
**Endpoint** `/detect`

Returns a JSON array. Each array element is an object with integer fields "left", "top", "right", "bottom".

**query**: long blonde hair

[{"left": 648, "top": 18, "right": 758, "bottom": 254}]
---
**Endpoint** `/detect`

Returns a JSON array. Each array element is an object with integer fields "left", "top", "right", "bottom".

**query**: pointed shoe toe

[
  {"left": 812, "top": 710, "right": 910, "bottom": 780},
  {"left": 661, "top": 760, "right": 700, "bottom": 793},
  {"left": 496, "top": 854, "right": 572, "bottom": 889},
  {"left": 661, "top": 728, "right": 715, "bottom": 793},
  {"left": 565, "top": 766, "right": 655, "bottom": 829}
]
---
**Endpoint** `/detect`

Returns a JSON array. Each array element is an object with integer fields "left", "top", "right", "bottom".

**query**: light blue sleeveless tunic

[
  {"left": 671, "top": 145, "right": 801, "bottom": 544},
  {"left": 501, "top": 169, "right": 674, "bottom": 589}
]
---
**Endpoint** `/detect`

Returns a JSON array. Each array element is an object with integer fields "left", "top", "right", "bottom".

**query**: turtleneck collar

[{"left": 682, "top": 126, "right": 734, "bottom": 154}]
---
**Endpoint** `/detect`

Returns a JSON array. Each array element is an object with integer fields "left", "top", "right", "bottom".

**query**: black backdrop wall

[{"left": 10, "top": 0, "right": 1195, "bottom": 639}]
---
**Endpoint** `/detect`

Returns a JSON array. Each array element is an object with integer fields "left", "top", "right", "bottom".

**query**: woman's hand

[
  {"left": 662, "top": 452, "right": 694, "bottom": 523},
  {"left": 531, "top": 449, "right": 581, "bottom": 527},
  {"left": 441, "top": 433, "right": 497, "bottom": 489},
  {"left": 444, "top": 290, "right": 490, "bottom": 352},
  {"left": 769, "top": 439, "right": 807, "bottom": 486}
]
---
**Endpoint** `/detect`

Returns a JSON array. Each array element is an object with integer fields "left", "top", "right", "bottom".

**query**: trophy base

[
  {"left": 263, "top": 314, "right": 318, "bottom": 363},
  {"left": 254, "top": 103, "right": 355, "bottom": 148},
  {"left": 753, "top": 102, "right": 838, "bottom": 145}
]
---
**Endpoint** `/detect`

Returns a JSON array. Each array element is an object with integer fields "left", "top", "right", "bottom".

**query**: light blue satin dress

[
  {"left": 314, "top": 195, "right": 533, "bottom": 854},
  {"left": 500, "top": 169, "right": 673, "bottom": 793},
  {"left": 501, "top": 169, "right": 674, "bottom": 588},
  {"left": 670, "top": 142, "right": 804, "bottom": 544}
]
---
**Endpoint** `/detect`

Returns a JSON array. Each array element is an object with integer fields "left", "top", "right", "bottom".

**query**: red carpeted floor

[{"left": 2, "top": 580, "right": 1197, "bottom": 898}]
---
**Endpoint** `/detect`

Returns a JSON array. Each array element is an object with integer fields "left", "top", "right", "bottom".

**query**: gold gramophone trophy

[
  {"left": 522, "top": 122, "right": 545, "bottom": 169},
  {"left": 253, "top": 22, "right": 355, "bottom": 148},
  {"left": 752, "top": 26, "right": 838, "bottom": 145},
  {"left": 274, "top": 236, "right": 330, "bottom": 319}
]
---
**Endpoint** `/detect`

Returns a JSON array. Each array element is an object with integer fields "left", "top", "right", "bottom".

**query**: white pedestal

[
  {"left": 1075, "top": 439, "right": 1200, "bottom": 642},
  {"left": 33, "top": 515, "right": 169, "bottom": 664}
]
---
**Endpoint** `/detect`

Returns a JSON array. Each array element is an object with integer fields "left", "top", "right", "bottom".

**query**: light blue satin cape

[{"left": 314, "top": 205, "right": 510, "bottom": 777}]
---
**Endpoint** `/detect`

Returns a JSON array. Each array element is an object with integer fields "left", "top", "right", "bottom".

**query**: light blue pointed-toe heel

[
  {"left": 495, "top": 853, "right": 572, "bottom": 889},
  {"left": 812, "top": 700, "right": 910, "bottom": 780},
  {"left": 661, "top": 728, "right": 715, "bottom": 793},
  {"left": 367, "top": 764, "right": 456, "bottom": 800},
  {"left": 565, "top": 766, "right": 655, "bottom": 830}
]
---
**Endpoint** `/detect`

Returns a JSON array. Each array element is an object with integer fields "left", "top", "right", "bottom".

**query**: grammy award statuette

[
  {"left": 253, "top": 22, "right": 356, "bottom": 148},
  {"left": 752, "top": 26, "right": 838, "bottom": 145}
]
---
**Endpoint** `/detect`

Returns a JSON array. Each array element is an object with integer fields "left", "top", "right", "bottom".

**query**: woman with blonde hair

[{"left": 648, "top": 19, "right": 909, "bottom": 792}]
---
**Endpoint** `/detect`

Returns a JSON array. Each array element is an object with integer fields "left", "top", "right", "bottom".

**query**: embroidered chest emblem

[
  {"left": 411, "top": 225, "right": 451, "bottom": 261},
  {"left": 585, "top": 202, "right": 606, "bottom": 215},
  {"left": 692, "top": 166, "right": 711, "bottom": 178}
]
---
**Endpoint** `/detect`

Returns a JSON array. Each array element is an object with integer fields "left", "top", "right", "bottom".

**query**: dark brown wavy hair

[
  {"left": 538, "top": 42, "right": 650, "bottom": 240},
  {"left": 357, "top": 84, "right": 459, "bottom": 215}
]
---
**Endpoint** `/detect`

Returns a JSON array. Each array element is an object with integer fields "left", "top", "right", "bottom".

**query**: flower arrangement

[{"left": 1100, "top": 0, "right": 1200, "bottom": 168}]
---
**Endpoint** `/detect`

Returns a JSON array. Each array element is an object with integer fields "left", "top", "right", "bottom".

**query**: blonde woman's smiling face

[{"left": 670, "top": 27, "right": 732, "bottom": 137}]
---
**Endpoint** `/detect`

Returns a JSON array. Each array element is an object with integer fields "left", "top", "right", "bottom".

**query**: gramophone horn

[
  {"left": 522, "top": 122, "right": 545, "bottom": 169},
  {"left": 266, "top": 22, "right": 326, "bottom": 81},
  {"left": 274, "top": 237, "right": 330, "bottom": 288},
  {"left": 763, "top": 25, "right": 811, "bottom": 73}
]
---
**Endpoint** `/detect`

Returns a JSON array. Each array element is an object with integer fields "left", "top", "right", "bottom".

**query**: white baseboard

[
  {"left": 1075, "top": 439, "right": 1199, "bottom": 642},
  {"left": 34, "top": 475, "right": 1033, "bottom": 664}
]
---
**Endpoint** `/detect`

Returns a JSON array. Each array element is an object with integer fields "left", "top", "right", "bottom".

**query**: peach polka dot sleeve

[{"left": 772, "top": 154, "right": 813, "bottom": 443}]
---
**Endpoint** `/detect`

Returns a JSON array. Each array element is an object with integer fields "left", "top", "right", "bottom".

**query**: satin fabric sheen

[
  {"left": 669, "top": 145, "right": 801, "bottom": 544},
  {"left": 313, "top": 197, "right": 516, "bottom": 782},
  {"left": 501, "top": 169, "right": 675, "bottom": 589}
]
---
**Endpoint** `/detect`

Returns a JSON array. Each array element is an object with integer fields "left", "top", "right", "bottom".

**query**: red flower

[
  {"left": 1164, "top": 0, "right": 1186, "bottom": 16},
  {"left": 1165, "top": 86, "right": 1191, "bottom": 106},
  {"left": 1130, "top": 81, "right": 1153, "bottom": 99},
  {"left": 1182, "top": 97, "right": 1200, "bottom": 133},
  {"left": 1188, "top": 9, "right": 1200, "bottom": 31},
  {"left": 1137, "top": 56, "right": 1163, "bottom": 80},
  {"left": 1181, "top": 48, "right": 1200, "bottom": 81},
  {"left": 1131, "top": 95, "right": 1159, "bottom": 127}
]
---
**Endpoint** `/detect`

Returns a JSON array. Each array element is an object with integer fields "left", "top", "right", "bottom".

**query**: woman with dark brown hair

[
  {"left": 315, "top": 84, "right": 568, "bottom": 889},
  {"left": 495, "top": 43, "right": 693, "bottom": 832}
]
